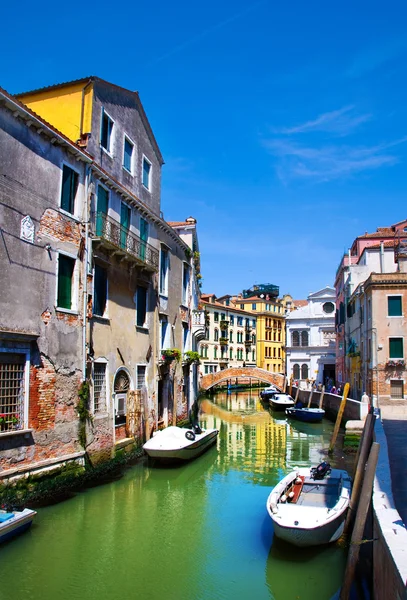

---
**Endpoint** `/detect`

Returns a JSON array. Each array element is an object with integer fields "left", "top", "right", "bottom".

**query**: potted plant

[
  {"left": 161, "top": 348, "right": 182, "bottom": 363},
  {"left": 183, "top": 351, "right": 201, "bottom": 365}
]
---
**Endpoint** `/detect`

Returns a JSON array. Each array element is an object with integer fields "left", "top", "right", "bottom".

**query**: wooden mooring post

[
  {"left": 289, "top": 375, "right": 293, "bottom": 397},
  {"left": 307, "top": 385, "right": 314, "bottom": 408},
  {"left": 319, "top": 385, "right": 325, "bottom": 409},
  {"left": 328, "top": 383, "right": 350, "bottom": 454},
  {"left": 343, "top": 412, "right": 375, "bottom": 535},
  {"left": 340, "top": 442, "right": 380, "bottom": 600},
  {"left": 295, "top": 385, "right": 300, "bottom": 402}
]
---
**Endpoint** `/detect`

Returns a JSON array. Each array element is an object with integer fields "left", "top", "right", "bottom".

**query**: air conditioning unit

[{"left": 115, "top": 394, "right": 127, "bottom": 416}]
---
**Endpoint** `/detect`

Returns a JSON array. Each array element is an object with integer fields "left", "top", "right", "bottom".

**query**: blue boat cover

[{"left": 0, "top": 513, "right": 14, "bottom": 523}]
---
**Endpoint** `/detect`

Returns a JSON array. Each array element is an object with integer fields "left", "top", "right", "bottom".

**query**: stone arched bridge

[{"left": 200, "top": 367, "right": 285, "bottom": 391}]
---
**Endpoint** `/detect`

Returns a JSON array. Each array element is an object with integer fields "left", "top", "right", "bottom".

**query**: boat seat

[{"left": 0, "top": 513, "right": 14, "bottom": 523}]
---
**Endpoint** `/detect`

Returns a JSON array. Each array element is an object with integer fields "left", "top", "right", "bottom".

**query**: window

[
  {"left": 240, "top": 304, "right": 244, "bottom": 309},
  {"left": 96, "top": 184, "right": 109, "bottom": 236},
  {"left": 142, "top": 157, "right": 152, "bottom": 190},
  {"left": 0, "top": 351, "right": 27, "bottom": 432},
  {"left": 214, "top": 329, "right": 219, "bottom": 342},
  {"left": 301, "top": 331, "right": 309, "bottom": 346},
  {"left": 123, "top": 137, "right": 134, "bottom": 173},
  {"left": 237, "top": 317, "right": 243, "bottom": 326},
  {"left": 252, "top": 303, "right": 257, "bottom": 310},
  {"left": 160, "top": 247, "right": 169, "bottom": 295},
  {"left": 100, "top": 109, "right": 113, "bottom": 153},
  {"left": 57, "top": 254, "right": 75, "bottom": 310},
  {"left": 389, "top": 338, "right": 403, "bottom": 359},
  {"left": 390, "top": 379, "right": 404, "bottom": 399},
  {"left": 301, "top": 364, "right": 309, "bottom": 379},
  {"left": 136, "top": 286, "right": 147, "bottom": 328},
  {"left": 214, "top": 347, "right": 217, "bottom": 359},
  {"left": 136, "top": 365, "right": 146, "bottom": 390},
  {"left": 230, "top": 315, "right": 234, "bottom": 325},
  {"left": 61, "top": 165, "right": 78, "bottom": 215},
  {"left": 292, "top": 331, "right": 299, "bottom": 347},
  {"left": 182, "top": 263, "right": 190, "bottom": 305},
  {"left": 229, "top": 331, "right": 233, "bottom": 343},
  {"left": 93, "top": 264, "right": 107, "bottom": 317},
  {"left": 120, "top": 202, "right": 131, "bottom": 250},
  {"left": 388, "top": 296, "right": 402, "bottom": 317},
  {"left": 229, "top": 348, "right": 233, "bottom": 359},
  {"left": 160, "top": 317, "right": 169, "bottom": 350},
  {"left": 323, "top": 301, "right": 335, "bottom": 314},
  {"left": 183, "top": 323, "right": 189, "bottom": 351},
  {"left": 93, "top": 362, "right": 106, "bottom": 413},
  {"left": 214, "top": 312, "right": 219, "bottom": 322}
]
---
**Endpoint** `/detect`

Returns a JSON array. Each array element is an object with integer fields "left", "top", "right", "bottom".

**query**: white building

[{"left": 286, "top": 287, "right": 336, "bottom": 386}]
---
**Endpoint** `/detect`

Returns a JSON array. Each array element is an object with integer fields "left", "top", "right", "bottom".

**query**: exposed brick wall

[
  {"left": 29, "top": 358, "right": 57, "bottom": 430},
  {"left": 38, "top": 209, "right": 82, "bottom": 245}
]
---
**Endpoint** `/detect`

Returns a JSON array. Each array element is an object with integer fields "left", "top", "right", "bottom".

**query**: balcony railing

[{"left": 94, "top": 212, "right": 159, "bottom": 271}]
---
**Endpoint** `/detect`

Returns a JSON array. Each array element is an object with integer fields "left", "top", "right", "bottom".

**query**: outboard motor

[
  {"left": 310, "top": 461, "right": 331, "bottom": 480},
  {"left": 192, "top": 423, "right": 202, "bottom": 435}
]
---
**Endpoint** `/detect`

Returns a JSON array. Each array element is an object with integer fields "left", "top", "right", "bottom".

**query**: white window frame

[
  {"left": 182, "top": 262, "right": 190, "bottom": 306},
  {"left": 142, "top": 155, "right": 152, "bottom": 191},
  {"left": 122, "top": 134, "right": 135, "bottom": 175},
  {"left": 59, "top": 161, "right": 82, "bottom": 219},
  {"left": 100, "top": 108, "right": 114, "bottom": 156},
  {"left": 159, "top": 245, "right": 170, "bottom": 296},
  {"left": 388, "top": 336, "right": 404, "bottom": 359},
  {"left": 55, "top": 250, "right": 79, "bottom": 314},
  {"left": 0, "top": 346, "right": 30, "bottom": 431},
  {"left": 136, "top": 364, "right": 147, "bottom": 390},
  {"left": 93, "top": 358, "right": 109, "bottom": 414},
  {"left": 387, "top": 294, "right": 403, "bottom": 318},
  {"left": 160, "top": 316, "right": 170, "bottom": 351}
]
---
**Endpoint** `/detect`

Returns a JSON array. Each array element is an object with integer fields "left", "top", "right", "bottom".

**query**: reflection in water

[{"left": 0, "top": 389, "right": 347, "bottom": 600}]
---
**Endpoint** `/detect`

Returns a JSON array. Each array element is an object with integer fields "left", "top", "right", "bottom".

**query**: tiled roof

[
  {"left": 362, "top": 240, "right": 396, "bottom": 249},
  {"left": 293, "top": 300, "right": 308, "bottom": 307},
  {"left": 168, "top": 221, "right": 191, "bottom": 227}
]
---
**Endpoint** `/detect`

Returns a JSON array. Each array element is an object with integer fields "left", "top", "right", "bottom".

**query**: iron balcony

[{"left": 93, "top": 212, "right": 159, "bottom": 271}]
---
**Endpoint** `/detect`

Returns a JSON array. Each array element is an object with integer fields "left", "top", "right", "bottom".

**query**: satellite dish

[{"left": 259, "top": 294, "right": 265, "bottom": 298}]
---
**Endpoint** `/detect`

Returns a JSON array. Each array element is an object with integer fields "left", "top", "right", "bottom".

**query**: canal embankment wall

[
  {"left": 372, "top": 417, "right": 407, "bottom": 599},
  {"left": 291, "top": 386, "right": 369, "bottom": 422}
]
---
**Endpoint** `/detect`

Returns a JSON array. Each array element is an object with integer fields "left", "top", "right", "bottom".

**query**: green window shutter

[
  {"left": 94, "top": 265, "right": 107, "bottom": 316},
  {"left": 61, "top": 166, "right": 78, "bottom": 214},
  {"left": 388, "top": 296, "right": 402, "bottom": 317},
  {"left": 58, "top": 255, "right": 74, "bottom": 309},
  {"left": 389, "top": 338, "right": 404, "bottom": 358},
  {"left": 124, "top": 139, "right": 133, "bottom": 171}
]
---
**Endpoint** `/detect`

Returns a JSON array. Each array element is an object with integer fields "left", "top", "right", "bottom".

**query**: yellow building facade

[
  {"left": 17, "top": 78, "right": 94, "bottom": 145},
  {"left": 237, "top": 293, "right": 292, "bottom": 374}
]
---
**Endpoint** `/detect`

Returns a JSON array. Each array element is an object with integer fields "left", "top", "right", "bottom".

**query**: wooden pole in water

[
  {"left": 289, "top": 375, "right": 293, "bottom": 396},
  {"left": 343, "top": 413, "right": 375, "bottom": 535},
  {"left": 319, "top": 385, "right": 325, "bottom": 409},
  {"left": 352, "top": 412, "right": 375, "bottom": 481},
  {"left": 307, "top": 385, "right": 314, "bottom": 408},
  {"left": 340, "top": 442, "right": 380, "bottom": 600},
  {"left": 295, "top": 385, "right": 300, "bottom": 402},
  {"left": 328, "top": 383, "right": 350, "bottom": 454}
]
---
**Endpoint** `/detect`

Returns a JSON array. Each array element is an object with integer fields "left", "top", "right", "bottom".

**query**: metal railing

[{"left": 94, "top": 212, "right": 159, "bottom": 270}]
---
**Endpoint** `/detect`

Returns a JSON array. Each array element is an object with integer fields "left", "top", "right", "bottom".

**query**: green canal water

[{"left": 0, "top": 391, "right": 349, "bottom": 600}]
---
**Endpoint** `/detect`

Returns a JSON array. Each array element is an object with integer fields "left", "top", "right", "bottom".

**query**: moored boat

[
  {"left": 270, "top": 393, "right": 295, "bottom": 410},
  {"left": 143, "top": 425, "right": 219, "bottom": 462},
  {"left": 260, "top": 386, "right": 279, "bottom": 401},
  {"left": 0, "top": 508, "right": 36, "bottom": 543},
  {"left": 266, "top": 463, "right": 351, "bottom": 547},
  {"left": 285, "top": 407, "right": 325, "bottom": 423}
]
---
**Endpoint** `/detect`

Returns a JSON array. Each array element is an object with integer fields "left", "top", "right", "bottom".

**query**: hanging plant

[
  {"left": 161, "top": 348, "right": 182, "bottom": 363},
  {"left": 184, "top": 351, "right": 201, "bottom": 365}
]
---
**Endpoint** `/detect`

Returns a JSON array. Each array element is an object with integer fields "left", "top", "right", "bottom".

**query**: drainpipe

[
  {"left": 82, "top": 165, "right": 91, "bottom": 381},
  {"left": 380, "top": 241, "right": 384, "bottom": 273}
]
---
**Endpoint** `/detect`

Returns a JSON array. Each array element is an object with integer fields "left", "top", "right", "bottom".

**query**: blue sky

[{"left": 2, "top": 0, "right": 407, "bottom": 299}]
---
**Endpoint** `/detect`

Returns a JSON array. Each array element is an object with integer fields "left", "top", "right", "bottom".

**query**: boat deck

[{"left": 296, "top": 477, "right": 341, "bottom": 509}]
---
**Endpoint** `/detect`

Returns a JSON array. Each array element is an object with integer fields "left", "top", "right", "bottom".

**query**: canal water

[{"left": 0, "top": 390, "right": 349, "bottom": 600}]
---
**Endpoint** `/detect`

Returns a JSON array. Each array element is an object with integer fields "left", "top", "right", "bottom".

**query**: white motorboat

[
  {"left": 266, "top": 463, "right": 352, "bottom": 547},
  {"left": 143, "top": 425, "right": 219, "bottom": 461},
  {"left": 270, "top": 393, "right": 295, "bottom": 410},
  {"left": 260, "top": 386, "right": 279, "bottom": 401},
  {"left": 0, "top": 508, "right": 36, "bottom": 543}
]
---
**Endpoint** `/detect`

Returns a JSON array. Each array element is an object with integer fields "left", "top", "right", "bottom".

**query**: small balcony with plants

[
  {"left": 183, "top": 351, "right": 201, "bottom": 366},
  {"left": 160, "top": 348, "right": 182, "bottom": 364},
  {"left": 386, "top": 359, "right": 405, "bottom": 368},
  {"left": 219, "top": 338, "right": 228, "bottom": 346},
  {"left": 219, "top": 319, "right": 229, "bottom": 331}
]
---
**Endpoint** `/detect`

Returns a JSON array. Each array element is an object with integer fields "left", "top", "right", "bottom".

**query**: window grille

[
  {"left": 0, "top": 353, "right": 25, "bottom": 431},
  {"left": 390, "top": 380, "right": 404, "bottom": 399},
  {"left": 94, "top": 363, "right": 106, "bottom": 413},
  {"left": 136, "top": 366, "right": 146, "bottom": 390}
]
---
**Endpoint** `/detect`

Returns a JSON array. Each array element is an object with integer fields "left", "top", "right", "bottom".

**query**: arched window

[
  {"left": 292, "top": 331, "right": 299, "bottom": 346},
  {"left": 214, "top": 346, "right": 217, "bottom": 359},
  {"left": 293, "top": 364, "right": 300, "bottom": 379},
  {"left": 214, "top": 328, "right": 219, "bottom": 341},
  {"left": 301, "top": 331, "right": 309, "bottom": 346},
  {"left": 301, "top": 364, "right": 309, "bottom": 379}
]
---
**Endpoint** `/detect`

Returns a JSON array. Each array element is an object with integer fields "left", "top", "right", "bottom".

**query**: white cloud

[{"left": 275, "top": 105, "right": 371, "bottom": 136}]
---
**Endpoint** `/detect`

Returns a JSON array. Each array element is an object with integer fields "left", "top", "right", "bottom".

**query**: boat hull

[
  {"left": 0, "top": 509, "right": 36, "bottom": 543},
  {"left": 271, "top": 400, "right": 295, "bottom": 411},
  {"left": 266, "top": 467, "right": 351, "bottom": 547},
  {"left": 285, "top": 408, "right": 325, "bottom": 423},
  {"left": 143, "top": 428, "right": 219, "bottom": 461}
]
